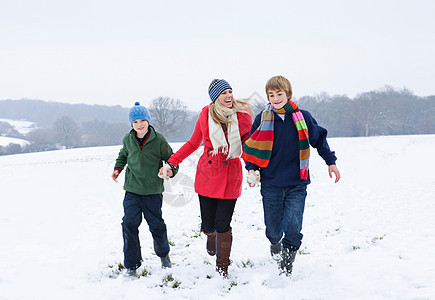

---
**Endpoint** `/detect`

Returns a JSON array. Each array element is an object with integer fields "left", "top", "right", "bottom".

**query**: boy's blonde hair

[
  {"left": 209, "top": 97, "right": 252, "bottom": 127},
  {"left": 265, "top": 75, "right": 293, "bottom": 100}
]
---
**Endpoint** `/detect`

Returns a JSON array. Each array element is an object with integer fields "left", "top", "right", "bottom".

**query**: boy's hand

[
  {"left": 328, "top": 165, "right": 341, "bottom": 183},
  {"left": 112, "top": 170, "right": 120, "bottom": 182},
  {"left": 247, "top": 170, "right": 260, "bottom": 187},
  {"left": 158, "top": 163, "right": 172, "bottom": 180}
]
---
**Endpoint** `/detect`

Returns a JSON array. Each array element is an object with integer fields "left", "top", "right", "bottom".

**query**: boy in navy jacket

[{"left": 243, "top": 75, "right": 340, "bottom": 276}]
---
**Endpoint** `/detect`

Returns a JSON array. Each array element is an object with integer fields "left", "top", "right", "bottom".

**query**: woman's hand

[{"left": 158, "top": 164, "right": 173, "bottom": 179}]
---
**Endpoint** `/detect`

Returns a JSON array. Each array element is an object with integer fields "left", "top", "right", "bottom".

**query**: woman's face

[{"left": 217, "top": 89, "right": 233, "bottom": 108}]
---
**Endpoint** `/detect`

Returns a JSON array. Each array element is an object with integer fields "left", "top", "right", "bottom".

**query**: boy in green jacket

[{"left": 112, "top": 102, "right": 178, "bottom": 276}]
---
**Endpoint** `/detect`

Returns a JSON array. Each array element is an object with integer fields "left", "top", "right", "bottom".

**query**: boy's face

[
  {"left": 217, "top": 89, "right": 233, "bottom": 108},
  {"left": 132, "top": 119, "right": 149, "bottom": 136},
  {"left": 267, "top": 89, "right": 288, "bottom": 110}
]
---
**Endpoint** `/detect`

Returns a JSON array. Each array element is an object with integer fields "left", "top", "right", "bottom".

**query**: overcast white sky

[{"left": 1, "top": 0, "right": 434, "bottom": 110}]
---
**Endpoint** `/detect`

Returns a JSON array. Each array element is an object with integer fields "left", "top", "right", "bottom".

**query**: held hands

[
  {"left": 329, "top": 164, "right": 341, "bottom": 183},
  {"left": 158, "top": 163, "right": 173, "bottom": 180},
  {"left": 111, "top": 170, "right": 120, "bottom": 182},
  {"left": 247, "top": 170, "right": 260, "bottom": 187}
]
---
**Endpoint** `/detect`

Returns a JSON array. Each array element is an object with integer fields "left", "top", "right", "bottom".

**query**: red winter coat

[{"left": 168, "top": 105, "right": 252, "bottom": 199}]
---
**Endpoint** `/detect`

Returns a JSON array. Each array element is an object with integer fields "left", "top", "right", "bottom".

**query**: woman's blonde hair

[
  {"left": 209, "top": 97, "right": 253, "bottom": 127},
  {"left": 265, "top": 75, "right": 293, "bottom": 100}
]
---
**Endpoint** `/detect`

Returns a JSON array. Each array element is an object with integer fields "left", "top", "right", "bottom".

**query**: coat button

[
  {"left": 224, "top": 161, "right": 228, "bottom": 165},
  {"left": 209, "top": 147, "right": 212, "bottom": 151},
  {"left": 208, "top": 160, "right": 212, "bottom": 164}
]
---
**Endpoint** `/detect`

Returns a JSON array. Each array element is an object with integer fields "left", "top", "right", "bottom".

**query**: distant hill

[
  {"left": 0, "top": 99, "right": 200, "bottom": 155},
  {"left": 0, "top": 99, "right": 129, "bottom": 127}
]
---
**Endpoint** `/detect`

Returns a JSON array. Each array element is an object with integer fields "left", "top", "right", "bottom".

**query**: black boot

[
  {"left": 160, "top": 254, "right": 172, "bottom": 269},
  {"left": 280, "top": 247, "right": 297, "bottom": 276},
  {"left": 270, "top": 242, "right": 283, "bottom": 261}
]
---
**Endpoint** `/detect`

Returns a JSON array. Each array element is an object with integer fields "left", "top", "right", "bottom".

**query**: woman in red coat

[{"left": 166, "top": 79, "right": 252, "bottom": 277}]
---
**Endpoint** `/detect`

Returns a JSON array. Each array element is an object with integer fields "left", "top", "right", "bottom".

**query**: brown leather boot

[
  {"left": 203, "top": 230, "right": 216, "bottom": 256},
  {"left": 216, "top": 229, "right": 232, "bottom": 277}
]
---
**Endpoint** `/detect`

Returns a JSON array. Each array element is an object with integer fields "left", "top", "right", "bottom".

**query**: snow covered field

[
  {"left": 0, "top": 118, "right": 37, "bottom": 135},
  {"left": 0, "top": 135, "right": 434, "bottom": 300},
  {"left": 0, "top": 136, "right": 29, "bottom": 147},
  {"left": 0, "top": 118, "right": 36, "bottom": 147}
]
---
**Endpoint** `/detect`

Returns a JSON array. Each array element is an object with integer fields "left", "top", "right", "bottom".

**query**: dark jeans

[
  {"left": 260, "top": 183, "right": 307, "bottom": 250},
  {"left": 122, "top": 191, "right": 169, "bottom": 270},
  {"left": 198, "top": 195, "right": 237, "bottom": 233}
]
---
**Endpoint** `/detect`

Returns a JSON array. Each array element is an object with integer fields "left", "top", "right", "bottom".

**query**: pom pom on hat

[
  {"left": 208, "top": 79, "right": 232, "bottom": 103},
  {"left": 129, "top": 102, "right": 151, "bottom": 127}
]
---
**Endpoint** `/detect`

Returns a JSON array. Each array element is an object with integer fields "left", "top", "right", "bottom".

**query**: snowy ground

[
  {"left": 0, "top": 136, "right": 30, "bottom": 147},
  {"left": 0, "top": 118, "right": 35, "bottom": 147},
  {"left": 0, "top": 118, "right": 37, "bottom": 135},
  {"left": 0, "top": 135, "right": 434, "bottom": 300}
]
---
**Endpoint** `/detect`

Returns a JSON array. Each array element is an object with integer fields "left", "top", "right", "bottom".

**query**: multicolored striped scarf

[{"left": 241, "top": 99, "right": 310, "bottom": 179}]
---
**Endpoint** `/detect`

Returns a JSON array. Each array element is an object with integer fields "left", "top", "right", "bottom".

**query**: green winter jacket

[{"left": 114, "top": 126, "right": 178, "bottom": 195}]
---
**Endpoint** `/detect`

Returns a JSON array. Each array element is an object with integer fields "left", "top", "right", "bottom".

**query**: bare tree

[
  {"left": 148, "top": 97, "right": 188, "bottom": 138},
  {"left": 104, "top": 123, "right": 130, "bottom": 145},
  {"left": 26, "top": 128, "right": 58, "bottom": 151},
  {"left": 53, "top": 116, "right": 81, "bottom": 148}
]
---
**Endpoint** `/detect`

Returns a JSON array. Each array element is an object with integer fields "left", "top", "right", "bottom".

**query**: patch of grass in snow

[
  {"left": 168, "top": 240, "right": 175, "bottom": 246},
  {"left": 138, "top": 268, "right": 150, "bottom": 277},
  {"left": 325, "top": 227, "right": 341, "bottom": 237},
  {"left": 298, "top": 248, "right": 310, "bottom": 255},
  {"left": 160, "top": 274, "right": 181, "bottom": 289},
  {"left": 117, "top": 262, "right": 125, "bottom": 271},
  {"left": 229, "top": 281, "right": 238, "bottom": 290},
  {"left": 240, "top": 259, "right": 254, "bottom": 268},
  {"left": 228, "top": 280, "right": 249, "bottom": 290},
  {"left": 105, "top": 262, "right": 126, "bottom": 278},
  {"left": 250, "top": 224, "right": 263, "bottom": 231},
  {"left": 352, "top": 245, "right": 361, "bottom": 250},
  {"left": 191, "top": 229, "right": 201, "bottom": 238},
  {"left": 371, "top": 234, "right": 386, "bottom": 244},
  {"left": 203, "top": 259, "right": 212, "bottom": 265}
]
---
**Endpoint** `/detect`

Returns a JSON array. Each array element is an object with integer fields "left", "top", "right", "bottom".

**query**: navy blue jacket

[{"left": 245, "top": 109, "right": 337, "bottom": 187}]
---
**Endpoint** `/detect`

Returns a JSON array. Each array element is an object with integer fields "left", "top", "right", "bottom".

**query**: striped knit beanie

[{"left": 208, "top": 79, "right": 232, "bottom": 103}]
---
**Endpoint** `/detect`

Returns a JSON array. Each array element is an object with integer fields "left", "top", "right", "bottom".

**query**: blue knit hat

[
  {"left": 208, "top": 79, "right": 232, "bottom": 103},
  {"left": 128, "top": 102, "right": 151, "bottom": 127}
]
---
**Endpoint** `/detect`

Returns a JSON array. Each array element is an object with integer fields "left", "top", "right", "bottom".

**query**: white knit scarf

[{"left": 208, "top": 110, "right": 241, "bottom": 159}]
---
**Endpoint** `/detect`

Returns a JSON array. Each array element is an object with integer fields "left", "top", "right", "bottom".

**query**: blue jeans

[
  {"left": 260, "top": 183, "right": 307, "bottom": 250},
  {"left": 122, "top": 192, "right": 169, "bottom": 270}
]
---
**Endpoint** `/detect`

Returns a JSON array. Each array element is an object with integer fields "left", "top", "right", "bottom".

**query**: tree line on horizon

[
  {"left": 0, "top": 86, "right": 434, "bottom": 156},
  {"left": 297, "top": 86, "right": 434, "bottom": 137},
  {"left": 0, "top": 97, "right": 198, "bottom": 156}
]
